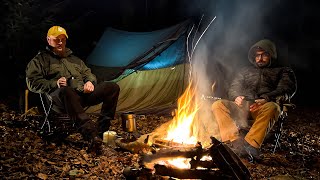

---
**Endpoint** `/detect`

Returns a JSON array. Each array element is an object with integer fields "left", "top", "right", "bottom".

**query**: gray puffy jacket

[{"left": 228, "top": 39, "right": 297, "bottom": 102}]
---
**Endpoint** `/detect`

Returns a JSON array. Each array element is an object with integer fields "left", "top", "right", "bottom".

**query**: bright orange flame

[
  {"left": 147, "top": 81, "right": 216, "bottom": 170},
  {"left": 164, "top": 81, "right": 200, "bottom": 145}
]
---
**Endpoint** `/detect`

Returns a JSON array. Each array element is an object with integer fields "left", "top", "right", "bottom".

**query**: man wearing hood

[
  {"left": 25, "top": 26, "right": 120, "bottom": 154},
  {"left": 211, "top": 39, "right": 297, "bottom": 162}
]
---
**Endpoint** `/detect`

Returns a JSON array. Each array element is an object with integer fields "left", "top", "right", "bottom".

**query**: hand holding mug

[
  {"left": 57, "top": 77, "right": 67, "bottom": 88},
  {"left": 234, "top": 96, "right": 245, "bottom": 107}
]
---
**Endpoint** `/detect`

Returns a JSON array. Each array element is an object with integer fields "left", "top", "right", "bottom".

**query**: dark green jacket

[
  {"left": 26, "top": 46, "right": 97, "bottom": 94},
  {"left": 228, "top": 39, "right": 297, "bottom": 102}
]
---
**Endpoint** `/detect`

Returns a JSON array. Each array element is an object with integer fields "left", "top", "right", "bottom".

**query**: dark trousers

[{"left": 50, "top": 81, "right": 120, "bottom": 138}]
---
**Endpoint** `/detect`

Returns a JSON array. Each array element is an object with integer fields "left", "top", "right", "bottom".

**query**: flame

[
  {"left": 147, "top": 81, "right": 216, "bottom": 170},
  {"left": 164, "top": 81, "right": 200, "bottom": 145}
]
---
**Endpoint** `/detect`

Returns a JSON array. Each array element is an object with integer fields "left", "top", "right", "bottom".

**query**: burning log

[
  {"left": 123, "top": 167, "right": 154, "bottom": 179},
  {"left": 143, "top": 141, "right": 207, "bottom": 164},
  {"left": 153, "top": 138, "right": 196, "bottom": 148},
  {"left": 140, "top": 137, "right": 252, "bottom": 180},
  {"left": 189, "top": 158, "right": 216, "bottom": 169},
  {"left": 115, "top": 138, "right": 154, "bottom": 154},
  {"left": 208, "top": 137, "right": 252, "bottom": 180},
  {"left": 143, "top": 148, "right": 199, "bottom": 163},
  {"left": 154, "top": 164, "right": 233, "bottom": 179}
]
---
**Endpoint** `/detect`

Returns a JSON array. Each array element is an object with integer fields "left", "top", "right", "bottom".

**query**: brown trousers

[
  {"left": 49, "top": 81, "right": 120, "bottom": 138},
  {"left": 50, "top": 81, "right": 120, "bottom": 119},
  {"left": 211, "top": 99, "right": 280, "bottom": 148}
]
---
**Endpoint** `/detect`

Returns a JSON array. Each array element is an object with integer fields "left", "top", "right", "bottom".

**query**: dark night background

[{"left": 0, "top": 0, "right": 319, "bottom": 111}]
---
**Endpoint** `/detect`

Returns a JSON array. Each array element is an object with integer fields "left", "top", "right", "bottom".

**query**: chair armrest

[
  {"left": 282, "top": 103, "right": 296, "bottom": 112},
  {"left": 276, "top": 94, "right": 296, "bottom": 112}
]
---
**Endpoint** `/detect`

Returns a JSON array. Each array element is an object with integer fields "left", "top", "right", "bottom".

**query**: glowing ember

[
  {"left": 158, "top": 158, "right": 192, "bottom": 169},
  {"left": 156, "top": 156, "right": 213, "bottom": 169}
]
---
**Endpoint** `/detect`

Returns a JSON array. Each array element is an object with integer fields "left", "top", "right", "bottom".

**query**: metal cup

[
  {"left": 68, "top": 77, "right": 78, "bottom": 89},
  {"left": 242, "top": 100, "right": 254, "bottom": 110},
  {"left": 121, "top": 112, "right": 136, "bottom": 133}
]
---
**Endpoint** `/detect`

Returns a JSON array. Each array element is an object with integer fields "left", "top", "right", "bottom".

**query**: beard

[
  {"left": 256, "top": 61, "right": 269, "bottom": 68},
  {"left": 53, "top": 46, "right": 66, "bottom": 57}
]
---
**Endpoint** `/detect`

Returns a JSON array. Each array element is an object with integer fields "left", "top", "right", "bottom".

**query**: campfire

[
  {"left": 121, "top": 82, "right": 252, "bottom": 179},
  {"left": 144, "top": 81, "right": 217, "bottom": 146}
]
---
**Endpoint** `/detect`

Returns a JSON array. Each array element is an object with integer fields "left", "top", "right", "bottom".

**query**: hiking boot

[
  {"left": 228, "top": 138, "right": 248, "bottom": 158},
  {"left": 88, "top": 136, "right": 103, "bottom": 155},
  {"left": 244, "top": 140, "right": 262, "bottom": 163},
  {"left": 98, "top": 116, "right": 112, "bottom": 139},
  {"left": 75, "top": 113, "right": 103, "bottom": 155}
]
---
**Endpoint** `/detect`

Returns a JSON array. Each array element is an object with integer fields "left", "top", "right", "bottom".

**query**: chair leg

[
  {"left": 273, "top": 127, "right": 282, "bottom": 153},
  {"left": 273, "top": 113, "right": 286, "bottom": 153},
  {"left": 25, "top": 89, "right": 29, "bottom": 113},
  {"left": 39, "top": 93, "right": 53, "bottom": 133}
]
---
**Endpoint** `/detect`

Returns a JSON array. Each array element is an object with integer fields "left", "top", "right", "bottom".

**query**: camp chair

[
  {"left": 40, "top": 92, "right": 77, "bottom": 137},
  {"left": 24, "top": 89, "right": 76, "bottom": 142}
]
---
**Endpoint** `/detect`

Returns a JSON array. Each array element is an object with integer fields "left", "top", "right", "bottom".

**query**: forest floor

[{"left": 0, "top": 102, "right": 319, "bottom": 180}]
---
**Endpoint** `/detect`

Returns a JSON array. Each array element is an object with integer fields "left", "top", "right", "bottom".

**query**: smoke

[{"left": 183, "top": 0, "right": 294, "bottom": 98}]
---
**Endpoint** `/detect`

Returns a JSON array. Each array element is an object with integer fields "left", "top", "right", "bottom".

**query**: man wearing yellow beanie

[{"left": 25, "top": 26, "right": 120, "bottom": 154}]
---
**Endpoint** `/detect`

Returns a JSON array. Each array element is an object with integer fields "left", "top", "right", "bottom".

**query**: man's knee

[
  {"left": 113, "top": 82, "right": 120, "bottom": 93},
  {"left": 60, "top": 86, "right": 76, "bottom": 95},
  {"left": 258, "top": 102, "right": 281, "bottom": 125},
  {"left": 101, "top": 81, "right": 120, "bottom": 93},
  {"left": 212, "top": 99, "right": 226, "bottom": 110},
  {"left": 262, "top": 102, "right": 280, "bottom": 115}
]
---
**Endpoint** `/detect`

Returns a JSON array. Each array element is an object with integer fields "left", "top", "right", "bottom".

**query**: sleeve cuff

[{"left": 260, "top": 94, "right": 270, "bottom": 101}]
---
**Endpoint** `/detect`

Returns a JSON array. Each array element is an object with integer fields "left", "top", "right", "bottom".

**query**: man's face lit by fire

[
  {"left": 255, "top": 49, "right": 271, "bottom": 68},
  {"left": 47, "top": 34, "right": 67, "bottom": 56}
]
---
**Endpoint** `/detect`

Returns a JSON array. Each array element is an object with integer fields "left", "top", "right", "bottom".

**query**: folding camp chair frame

[
  {"left": 272, "top": 102, "right": 296, "bottom": 153},
  {"left": 39, "top": 92, "right": 53, "bottom": 132},
  {"left": 33, "top": 92, "right": 77, "bottom": 141}
]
